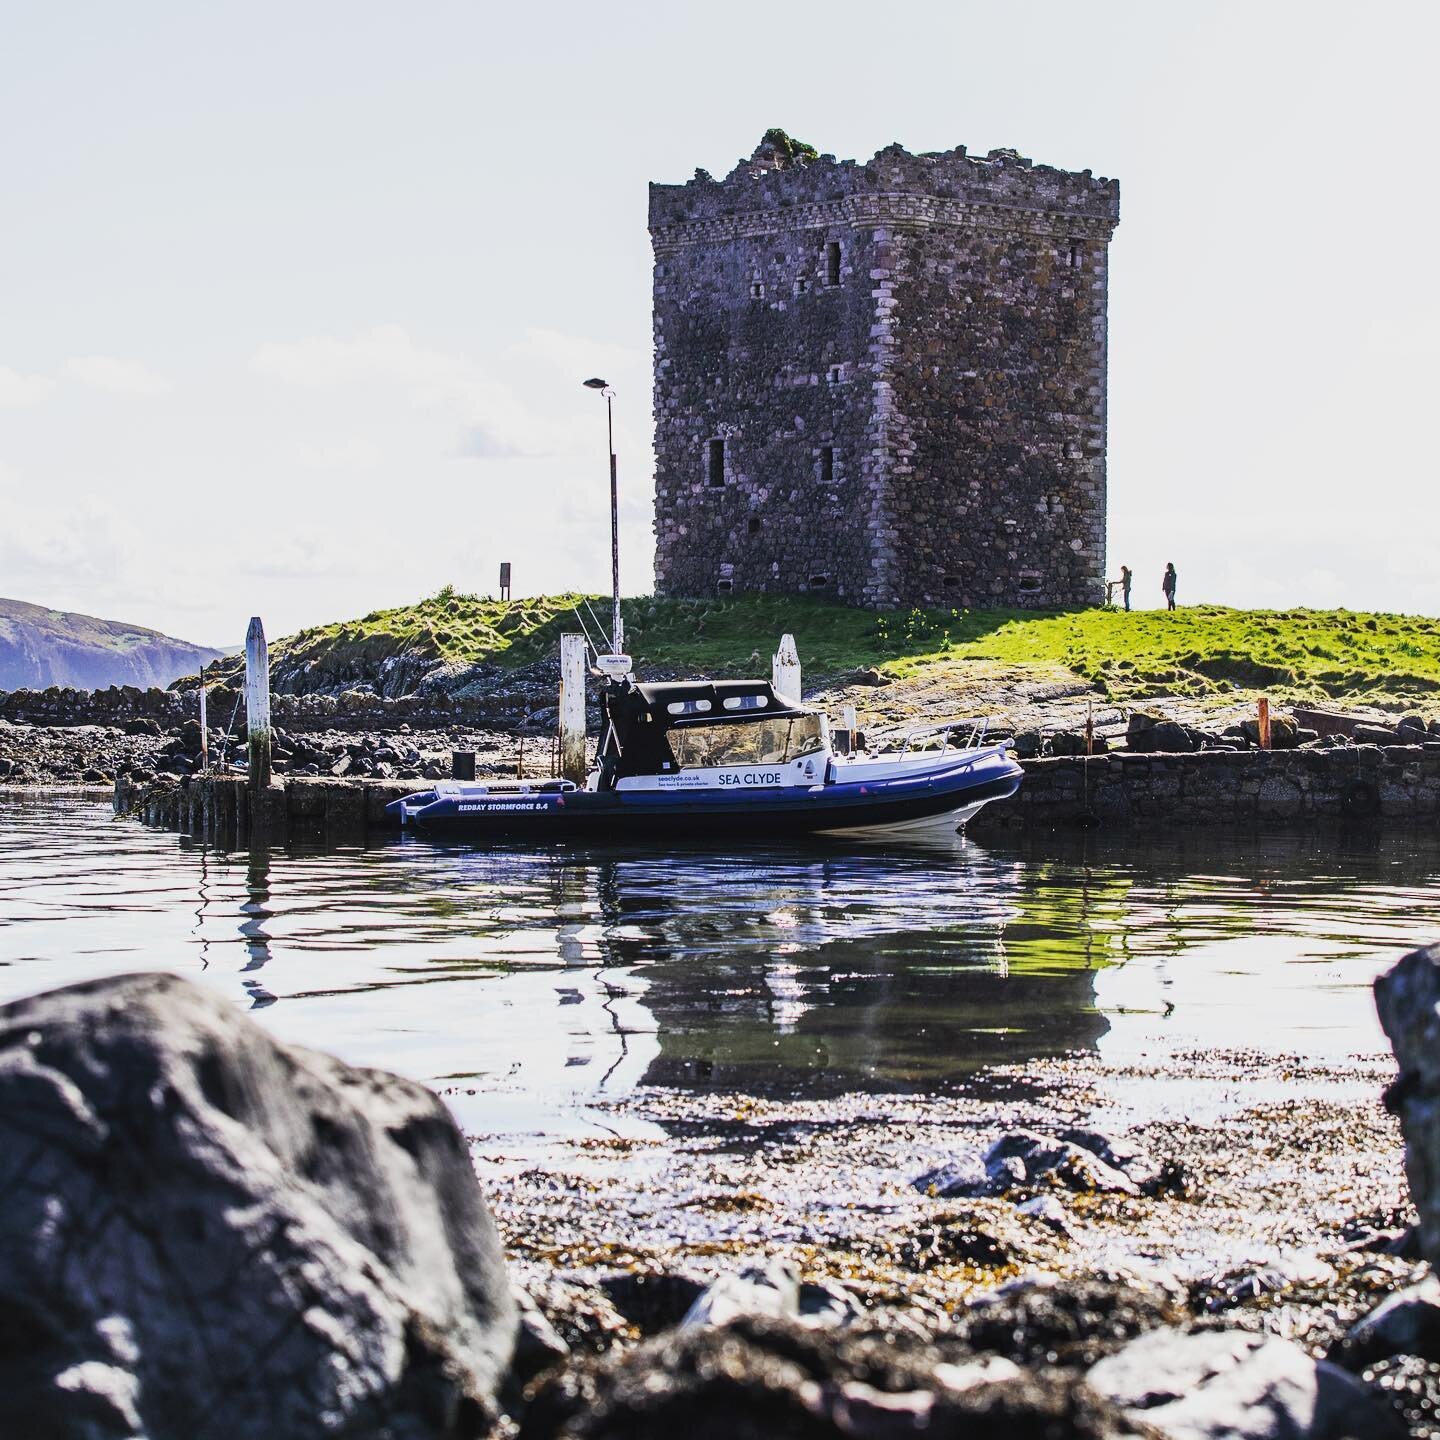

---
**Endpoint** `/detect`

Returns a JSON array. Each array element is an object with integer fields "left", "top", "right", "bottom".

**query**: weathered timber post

[
  {"left": 245, "top": 617, "right": 272, "bottom": 801},
  {"left": 558, "top": 633, "right": 588, "bottom": 784},
  {"left": 1257, "top": 696, "right": 1272, "bottom": 751},
  {"left": 772, "top": 633, "right": 801, "bottom": 705},
  {"left": 198, "top": 683, "right": 208, "bottom": 772}
]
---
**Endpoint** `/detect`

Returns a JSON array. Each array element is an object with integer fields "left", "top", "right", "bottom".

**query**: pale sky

[{"left": 2, "top": 0, "right": 1436, "bottom": 646}]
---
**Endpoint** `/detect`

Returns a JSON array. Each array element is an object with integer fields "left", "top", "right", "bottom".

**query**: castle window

[
  {"left": 795, "top": 276, "right": 811, "bottom": 295},
  {"left": 707, "top": 438, "right": 725, "bottom": 488},
  {"left": 747, "top": 516, "right": 761, "bottom": 535},
  {"left": 808, "top": 574, "right": 831, "bottom": 589},
  {"left": 716, "top": 578, "right": 734, "bottom": 594},
  {"left": 826, "top": 242, "right": 842, "bottom": 286},
  {"left": 820, "top": 446, "right": 834, "bottom": 484},
  {"left": 1018, "top": 574, "right": 1042, "bottom": 594},
  {"left": 826, "top": 365, "right": 844, "bottom": 385},
  {"left": 750, "top": 281, "right": 765, "bottom": 299},
  {"left": 1068, "top": 241, "right": 1082, "bottom": 269}
]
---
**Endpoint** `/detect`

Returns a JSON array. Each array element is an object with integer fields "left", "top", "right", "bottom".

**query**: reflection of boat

[{"left": 389, "top": 677, "right": 1022, "bottom": 839}]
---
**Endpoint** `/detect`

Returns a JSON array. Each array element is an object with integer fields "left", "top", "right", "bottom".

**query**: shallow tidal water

[{"left": 1, "top": 796, "right": 1436, "bottom": 1151}]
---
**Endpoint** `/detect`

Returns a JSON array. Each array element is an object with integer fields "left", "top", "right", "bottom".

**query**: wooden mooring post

[
  {"left": 558, "top": 632, "right": 588, "bottom": 783},
  {"left": 245, "top": 616, "right": 272, "bottom": 801}
]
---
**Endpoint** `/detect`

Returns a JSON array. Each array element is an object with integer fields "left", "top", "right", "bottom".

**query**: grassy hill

[
  {"left": 0, "top": 597, "right": 224, "bottom": 692},
  {"left": 201, "top": 589, "right": 1440, "bottom": 710}
]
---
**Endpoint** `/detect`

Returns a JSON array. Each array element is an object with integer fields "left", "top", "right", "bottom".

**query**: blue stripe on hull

[{"left": 388, "top": 753, "right": 1023, "bottom": 838}]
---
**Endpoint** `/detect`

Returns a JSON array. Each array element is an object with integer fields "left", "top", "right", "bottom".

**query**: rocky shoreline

[
  {"left": 3, "top": 663, "right": 1436, "bottom": 797},
  {"left": 4, "top": 950, "right": 1440, "bottom": 1436}
]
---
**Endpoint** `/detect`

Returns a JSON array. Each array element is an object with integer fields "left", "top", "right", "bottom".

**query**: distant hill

[{"left": 0, "top": 597, "right": 225, "bottom": 691}]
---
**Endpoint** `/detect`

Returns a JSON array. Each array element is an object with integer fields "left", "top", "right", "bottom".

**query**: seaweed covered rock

[
  {"left": 0, "top": 971, "right": 516, "bottom": 1439},
  {"left": 518, "top": 1314, "right": 1156, "bottom": 1439}
]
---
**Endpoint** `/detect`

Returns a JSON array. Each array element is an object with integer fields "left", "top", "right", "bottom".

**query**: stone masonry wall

[
  {"left": 650, "top": 139, "right": 1120, "bottom": 608},
  {"left": 968, "top": 744, "right": 1440, "bottom": 834}
]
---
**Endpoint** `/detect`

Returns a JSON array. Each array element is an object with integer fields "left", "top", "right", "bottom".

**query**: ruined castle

[{"left": 649, "top": 134, "right": 1120, "bottom": 609}]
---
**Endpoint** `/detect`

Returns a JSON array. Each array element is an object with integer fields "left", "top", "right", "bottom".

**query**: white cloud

[
  {"left": 0, "top": 365, "right": 54, "bottom": 407},
  {"left": 66, "top": 355, "right": 173, "bottom": 396},
  {"left": 250, "top": 324, "right": 567, "bottom": 459}
]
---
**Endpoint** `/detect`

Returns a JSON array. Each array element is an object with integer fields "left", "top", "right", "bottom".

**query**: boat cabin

[{"left": 596, "top": 679, "right": 826, "bottom": 789}]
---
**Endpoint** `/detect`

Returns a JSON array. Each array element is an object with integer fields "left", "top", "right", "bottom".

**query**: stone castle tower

[{"left": 649, "top": 135, "right": 1120, "bottom": 609}]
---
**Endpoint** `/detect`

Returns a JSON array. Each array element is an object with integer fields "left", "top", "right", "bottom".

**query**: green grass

[{"left": 205, "top": 589, "right": 1440, "bottom": 710}]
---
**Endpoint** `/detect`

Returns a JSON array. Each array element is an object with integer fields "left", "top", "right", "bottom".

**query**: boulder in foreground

[
  {"left": 0, "top": 971, "right": 516, "bottom": 1439},
  {"left": 1376, "top": 943, "right": 1440, "bottom": 1272}
]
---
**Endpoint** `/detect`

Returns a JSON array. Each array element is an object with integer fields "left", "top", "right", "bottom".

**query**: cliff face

[{"left": 0, "top": 597, "right": 224, "bottom": 690}]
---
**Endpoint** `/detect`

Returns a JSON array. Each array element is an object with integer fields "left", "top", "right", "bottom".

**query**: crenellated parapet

[{"left": 649, "top": 140, "right": 1120, "bottom": 251}]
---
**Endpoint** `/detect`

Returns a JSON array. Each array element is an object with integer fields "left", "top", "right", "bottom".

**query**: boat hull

[{"left": 387, "top": 750, "right": 1022, "bottom": 840}]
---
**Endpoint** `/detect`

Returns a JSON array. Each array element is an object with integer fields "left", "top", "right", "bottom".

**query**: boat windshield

[{"left": 669, "top": 714, "right": 824, "bottom": 769}]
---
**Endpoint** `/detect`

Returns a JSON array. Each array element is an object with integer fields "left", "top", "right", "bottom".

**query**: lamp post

[{"left": 583, "top": 377, "right": 622, "bottom": 655}]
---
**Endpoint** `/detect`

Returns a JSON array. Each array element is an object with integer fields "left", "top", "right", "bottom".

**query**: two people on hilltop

[{"left": 1107, "top": 563, "right": 1178, "bottom": 610}]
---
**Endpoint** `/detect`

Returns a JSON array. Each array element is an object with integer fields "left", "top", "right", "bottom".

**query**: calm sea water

[{"left": 2, "top": 797, "right": 1436, "bottom": 1143}]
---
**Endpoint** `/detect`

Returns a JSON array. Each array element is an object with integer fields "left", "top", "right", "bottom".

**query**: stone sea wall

[
  {"left": 127, "top": 741, "right": 1440, "bottom": 852},
  {"left": 969, "top": 742, "right": 1440, "bottom": 834}
]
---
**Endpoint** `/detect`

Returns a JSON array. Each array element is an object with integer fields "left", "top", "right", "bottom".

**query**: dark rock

[
  {"left": 898, "top": 1219, "right": 1014, "bottom": 1271},
  {"left": 509, "top": 1285, "right": 572, "bottom": 1391},
  {"left": 1149, "top": 721, "right": 1197, "bottom": 754},
  {"left": 682, "top": 1258, "right": 800, "bottom": 1328},
  {"left": 985, "top": 1129, "right": 1140, "bottom": 1196},
  {"left": 959, "top": 1277, "right": 1181, "bottom": 1369},
  {"left": 914, "top": 1131, "right": 1140, "bottom": 1200},
  {"left": 1375, "top": 945, "right": 1440, "bottom": 1271},
  {"left": 1013, "top": 730, "right": 1042, "bottom": 759},
  {"left": 913, "top": 1152, "right": 990, "bottom": 1197},
  {"left": 0, "top": 757, "right": 12, "bottom": 778},
  {"left": 1353, "top": 723, "right": 1401, "bottom": 746},
  {"left": 124, "top": 717, "right": 163, "bottom": 736},
  {"left": 82, "top": 767, "right": 108, "bottom": 783},
  {"left": 0, "top": 971, "right": 517, "bottom": 1438},
  {"left": 600, "top": 1271, "right": 708, "bottom": 1335},
  {"left": 1087, "top": 1326, "right": 1405, "bottom": 1439},
  {"left": 1331, "top": 1275, "right": 1440, "bottom": 1368},
  {"left": 1059, "top": 1128, "right": 1162, "bottom": 1191},
  {"left": 519, "top": 1314, "right": 1155, "bottom": 1439}
]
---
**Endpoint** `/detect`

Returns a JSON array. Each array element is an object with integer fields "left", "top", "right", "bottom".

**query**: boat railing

[{"left": 865, "top": 718, "right": 992, "bottom": 757}]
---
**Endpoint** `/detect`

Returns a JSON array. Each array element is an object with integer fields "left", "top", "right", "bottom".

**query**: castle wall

[
  {"left": 651, "top": 222, "right": 882, "bottom": 602},
  {"left": 650, "top": 142, "right": 1119, "bottom": 608},
  {"left": 883, "top": 213, "right": 1112, "bottom": 608}
]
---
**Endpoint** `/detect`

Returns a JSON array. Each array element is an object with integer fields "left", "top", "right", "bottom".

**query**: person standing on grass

[
  {"left": 1162, "top": 562, "right": 1177, "bottom": 611},
  {"left": 1120, "top": 565, "right": 1133, "bottom": 611}
]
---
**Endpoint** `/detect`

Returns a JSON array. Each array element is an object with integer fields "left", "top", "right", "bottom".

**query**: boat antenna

[
  {"left": 579, "top": 596, "right": 610, "bottom": 657},
  {"left": 583, "top": 377, "right": 622, "bottom": 655}
]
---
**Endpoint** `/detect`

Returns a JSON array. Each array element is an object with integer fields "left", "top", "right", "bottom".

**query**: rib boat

[{"left": 388, "top": 675, "right": 1021, "bottom": 840}]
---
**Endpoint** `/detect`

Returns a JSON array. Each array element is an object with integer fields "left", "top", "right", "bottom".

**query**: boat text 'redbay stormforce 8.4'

[{"left": 388, "top": 674, "right": 1022, "bottom": 840}]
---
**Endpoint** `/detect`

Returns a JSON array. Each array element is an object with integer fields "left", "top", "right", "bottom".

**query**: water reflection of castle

[
  {"left": 213, "top": 837, "right": 1132, "bottom": 1100},
  {"left": 444, "top": 841, "right": 1127, "bottom": 1097}
]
